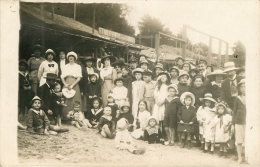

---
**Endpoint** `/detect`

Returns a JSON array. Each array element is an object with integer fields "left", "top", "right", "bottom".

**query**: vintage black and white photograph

[{"left": 0, "top": 0, "right": 259, "bottom": 166}]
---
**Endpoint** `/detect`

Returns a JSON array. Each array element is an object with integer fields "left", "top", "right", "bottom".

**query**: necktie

[
  {"left": 230, "top": 80, "right": 236, "bottom": 96},
  {"left": 48, "top": 64, "right": 54, "bottom": 67}
]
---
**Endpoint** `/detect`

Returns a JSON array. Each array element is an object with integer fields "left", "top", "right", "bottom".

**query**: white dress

[
  {"left": 132, "top": 80, "right": 145, "bottom": 118},
  {"left": 152, "top": 84, "right": 168, "bottom": 121},
  {"left": 38, "top": 60, "right": 59, "bottom": 86},
  {"left": 196, "top": 106, "right": 211, "bottom": 135},
  {"left": 113, "top": 86, "right": 128, "bottom": 108},
  {"left": 132, "top": 110, "right": 150, "bottom": 139},
  {"left": 203, "top": 110, "right": 217, "bottom": 141},
  {"left": 211, "top": 114, "right": 232, "bottom": 143}
]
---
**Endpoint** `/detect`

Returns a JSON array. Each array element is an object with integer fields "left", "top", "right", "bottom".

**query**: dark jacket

[
  {"left": 38, "top": 83, "right": 53, "bottom": 113},
  {"left": 232, "top": 97, "right": 246, "bottom": 125},
  {"left": 177, "top": 83, "right": 191, "bottom": 97},
  {"left": 86, "top": 108, "right": 103, "bottom": 126},
  {"left": 177, "top": 105, "right": 196, "bottom": 133},
  {"left": 191, "top": 86, "right": 210, "bottom": 107},
  {"left": 26, "top": 109, "right": 50, "bottom": 132},
  {"left": 18, "top": 72, "right": 35, "bottom": 108},
  {"left": 220, "top": 75, "right": 244, "bottom": 108},
  {"left": 80, "top": 66, "right": 100, "bottom": 93},
  {"left": 144, "top": 127, "right": 163, "bottom": 144},
  {"left": 116, "top": 112, "right": 134, "bottom": 124}
]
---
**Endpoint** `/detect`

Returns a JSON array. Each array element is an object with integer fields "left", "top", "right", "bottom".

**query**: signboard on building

[{"left": 99, "top": 27, "right": 135, "bottom": 44}]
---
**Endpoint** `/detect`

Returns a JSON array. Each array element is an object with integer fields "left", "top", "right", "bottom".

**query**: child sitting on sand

[
  {"left": 97, "top": 106, "right": 114, "bottom": 139},
  {"left": 86, "top": 97, "right": 103, "bottom": 128},
  {"left": 144, "top": 116, "right": 164, "bottom": 144},
  {"left": 27, "top": 96, "right": 68, "bottom": 135},
  {"left": 67, "top": 101, "right": 91, "bottom": 129}
]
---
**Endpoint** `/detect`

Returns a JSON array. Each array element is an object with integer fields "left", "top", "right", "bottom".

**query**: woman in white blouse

[
  {"left": 100, "top": 55, "right": 117, "bottom": 107},
  {"left": 61, "top": 51, "right": 82, "bottom": 118},
  {"left": 38, "top": 49, "right": 59, "bottom": 86}
]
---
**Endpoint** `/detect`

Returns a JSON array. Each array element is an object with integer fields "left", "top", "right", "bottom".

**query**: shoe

[
  {"left": 223, "top": 152, "right": 227, "bottom": 158},
  {"left": 200, "top": 143, "right": 204, "bottom": 150},
  {"left": 219, "top": 151, "right": 223, "bottom": 157}
]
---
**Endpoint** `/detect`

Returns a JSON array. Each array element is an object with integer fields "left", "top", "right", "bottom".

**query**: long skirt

[
  {"left": 101, "top": 79, "right": 113, "bottom": 107},
  {"left": 62, "top": 76, "right": 82, "bottom": 120}
]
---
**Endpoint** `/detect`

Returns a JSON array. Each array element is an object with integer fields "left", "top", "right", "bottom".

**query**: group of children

[{"left": 19, "top": 51, "right": 246, "bottom": 161}]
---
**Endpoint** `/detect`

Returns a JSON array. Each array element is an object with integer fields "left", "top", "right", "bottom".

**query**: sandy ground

[{"left": 18, "top": 121, "right": 243, "bottom": 166}]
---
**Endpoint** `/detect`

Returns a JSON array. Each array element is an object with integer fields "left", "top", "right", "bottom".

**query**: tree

[{"left": 231, "top": 41, "right": 246, "bottom": 66}]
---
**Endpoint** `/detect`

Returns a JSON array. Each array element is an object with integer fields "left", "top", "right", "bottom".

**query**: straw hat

[
  {"left": 101, "top": 55, "right": 116, "bottom": 64},
  {"left": 30, "top": 96, "right": 43, "bottom": 105},
  {"left": 114, "top": 77, "right": 125, "bottom": 85},
  {"left": 157, "top": 71, "right": 171, "bottom": 82},
  {"left": 88, "top": 73, "right": 99, "bottom": 80},
  {"left": 178, "top": 70, "right": 190, "bottom": 81},
  {"left": 199, "top": 93, "right": 216, "bottom": 103},
  {"left": 132, "top": 68, "right": 144, "bottom": 76},
  {"left": 196, "top": 59, "right": 207, "bottom": 66},
  {"left": 154, "top": 63, "right": 164, "bottom": 71},
  {"left": 120, "top": 101, "right": 131, "bottom": 111},
  {"left": 207, "top": 69, "right": 227, "bottom": 81},
  {"left": 66, "top": 51, "right": 78, "bottom": 60},
  {"left": 138, "top": 59, "right": 149, "bottom": 66},
  {"left": 170, "top": 66, "right": 180, "bottom": 73},
  {"left": 223, "top": 62, "right": 238, "bottom": 73},
  {"left": 168, "top": 84, "right": 179, "bottom": 95},
  {"left": 62, "top": 88, "right": 76, "bottom": 98},
  {"left": 45, "top": 49, "right": 56, "bottom": 58},
  {"left": 146, "top": 116, "right": 159, "bottom": 127},
  {"left": 215, "top": 102, "right": 227, "bottom": 109},
  {"left": 180, "top": 92, "right": 195, "bottom": 106}
]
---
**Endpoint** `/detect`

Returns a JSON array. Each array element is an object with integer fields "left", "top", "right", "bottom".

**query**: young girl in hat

[
  {"left": 231, "top": 79, "right": 246, "bottom": 163},
  {"left": 153, "top": 72, "right": 171, "bottom": 130},
  {"left": 207, "top": 69, "right": 226, "bottom": 102},
  {"left": 177, "top": 71, "right": 191, "bottom": 97},
  {"left": 177, "top": 92, "right": 196, "bottom": 149},
  {"left": 116, "top": 101, "right": 134, "bottom": 131},
  {"left": 107, "top": 93, "right": 119, "bottom": 130},
  {"left": 197, "top": 93, "right": 216, "bottom": 151},
  {"left": 84, "top": 73, "right": 101, "bottom": 116},
  {"left": 153, "top": 63, "right": 164, "bottom": 81},
  {"left": 38, "top": 49, "right": 59, "bottom": 87},
  {"left": 164, "top": 84, "right": 181, "bottom": 146},
  {"left": 211, "top": 102, "right": 232, "bottom": 158},
  {"left": 132, "top": 100, "right": 151, "bottom": 139},
  {"left": 169, "top": 66, "right": 179, "bottom": 85},
  {"left": 112, "top": 77, "right": 128, "bottom": 109},
  {"left": 144, "top": 116, "right": 164, "bottom": 144},
  {"left": 131, "top": 68, "right": 144, "bottom": 118},
  {"left": 19, "top": 60, "right": 35, "bottom": 119}
]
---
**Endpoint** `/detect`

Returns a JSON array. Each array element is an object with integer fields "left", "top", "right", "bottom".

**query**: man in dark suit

[
  {"left": 38, "top": 73, "right": 58, "bottom": 121},
  {"left": 220, "top": 62, "right": 244, "bottom": 109}
]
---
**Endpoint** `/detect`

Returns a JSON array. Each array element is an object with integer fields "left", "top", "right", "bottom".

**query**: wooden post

[
  {"left": 208, "top": 37, "right": 212, "bottom": 65},
  {"left": 74, "top": 3, "right": 76, "bottom": 20},
  {"left": 155, "top": 33, "right": 160, "bottom": 61},
  {"left": 218, "top": 40, "right": 222, "bottom": 68},
  {"left": 225, "top": 43, "right": 229, "bottom": 62},
  {"left": 182, "top": 25, "right": 187, "bottom": 60}
]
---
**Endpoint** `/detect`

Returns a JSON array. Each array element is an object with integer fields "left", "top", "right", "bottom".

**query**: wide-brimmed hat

[
  {"left": 157, "top": 71, "right": 171, "bottom": 82},
  {"left": 120, "top": 101, "right": 131, "bottom": 111},
  {"left": 237, "top": 78, "right": 245, "bottom": 89},
  {"left": 207, "top": 69, "right": 227, "bottom": 81},
  {"left": 34, "top": 44, "right": 42, "bottom": 51},
  {"left": 180, "top": 92, "right": 195, "bottom": 106},
  {"left": 142, "top": 70, "right": 153, "bottom": 76},
  {"left": 168, "top": 84, "right": 179, "bottom": 95},
  {"left": 114, "top": 77, "right": 125, "bottom": 85},
  {"left": 153, "top": 63, "right": 164, "bottom": 72},
  {"left": 19, "top": 59, "right": 28, "bottom": 69},
  {"left": 170, "top": 66, "right": 180, "bottom": 73},
  {"left": 196, "top": 59, "right": 207, "bottom": 66},
  {"left": 66, "top": 51, "right": 78, "bottom": 60},
  {"left": 236, "top": 67, "right": 245, "bottom": 75},
  {"left": 101, "top": 55, "right": 116, "bottom": 64},
  {"left": 188, "top": 68, "right": 199, "bottom": 75},
  {"left": 62, "top": 88, "right": 76, "bottom": 98},
  {"left": 30, "top": 96, "right": 43, "bottom": 105},
  {"left": 138, "top": 60, "right": 149, "bottom": 67},
  {"left": 44, "top": 73, "right": 59, "bottom": 80},
  {"left": 199, "top": 93, "right": 216, "bottom": 103},
  {"left": 45, "top": 49, "right": 56, "bottom": 58},
  {"left": 146, "top": 116, "right": 159, "bottom": 127},
  {"left": 132, "top": 68, "right": 144, "bottom": 76},
  {"left": 178, "top": 70, "right": 190, "bottom": 81},
  {"left": 128, "top": 57, "right": 137, "bottom": 63},
  {"left": 84, "top": 56, "right": 96, "bottom": 62},
  {"left": 175, "top": 57, "right": 185, "bottom": 62},
  {"left": 223, "top": 62, "right": 238, "bottom": 73},
  {"left": 111, "top": 60, "right": 126, "bottom": 68},
  {"left": 215, "top": 102, "right": 227, "bottom": 109},
  {"left": 88, "top": 73, "right": 99, "bottom": 80},
  {"left": 183, "top": 61, "right": 191, "bottom": 67}
]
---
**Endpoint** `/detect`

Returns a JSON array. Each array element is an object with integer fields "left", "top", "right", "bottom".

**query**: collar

[
  {"left": 46, "top": 83, "right": 50, "bottom": 88},
  {"left": 166, "top": 96, "right": 179, "bottom": 102},
  {"left": 32, "top": 109, "right": 42, "bottom": 115},
  {"left": 60, "top": 59, "right": 65, "bottom": 61},
  {"left": 186, "top": 106, "right": 190, "bottom": 109},
  {"left": 107, "top": 103, "right": 115, "bottom": 105},
  {"left": 203, "top": 70, "right": 206, "bottom": 76},
  {"left": 91, "top": 108, "right": 103, "bottom": 115},
  {"left": 102, "top": 115, "right": 112, "bottom": 121},
  {"left": 19, "top": 71, "right": 28, "bottom": 77}
]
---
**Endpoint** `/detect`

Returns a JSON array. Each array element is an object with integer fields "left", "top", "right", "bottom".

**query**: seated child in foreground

[
  {"left": 115, "top": 118, "right": 146, "bottom": 155},
  {"left": 86, "top": 97, "right": 103, "bottom": 128},
  {"left": 144, "top": 116, "right": 164, "bottom": 144},
  {"left": 116, "top": 101, "right": 134, "bottom": 131},
  {"left": 27, "top": 96, "right": 68, "bottom": 135},
  {"left": 67, "top": 101, "right": 91, "bottom": 129},
  {"left": 97, "top": 106, "right": 114, "bottom": 139}
]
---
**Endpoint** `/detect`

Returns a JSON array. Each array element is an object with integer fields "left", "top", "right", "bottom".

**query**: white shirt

[
  {"left": 61, "top": 63, "right": 82, "bottom": 78},
  {"left": 113, "top": 86, "right": 128, "bottom": 100},
  {"left": 86, "top": 67, "right": 94, "bottom": 74},
  {"left": 37, "top": 60, "right": 59, "bottom": 80}
]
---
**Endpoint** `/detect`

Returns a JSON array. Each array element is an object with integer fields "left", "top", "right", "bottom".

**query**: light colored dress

[
  {"left": 61, "top": 63, "right": 82, "bottom": 119},
  {"left": 211, "top": 114, "right": 232, "bottom": 143},
  {"left": 196, "top": 106, "right": 211, "bottom": 135},
  {"left": 152, "top": 84, "right": 168, "bottom": 121},
  {"left": 203, "top": 110, "right": 217, "bottom": 141},
  {"left": 113, "top": 86, "right": 128, "bottom": 109},
  {"left": 132, "top": 110, "right": 150, "bottom": 139},
  {"left": 132, "top": 80, "right": 145, "bottom": 118},
  {"left": 38, "top": 60, "right": 59, "bottom": 86},
  {"left": 100, "top": 66, "right": 116, "bottom": 107}
]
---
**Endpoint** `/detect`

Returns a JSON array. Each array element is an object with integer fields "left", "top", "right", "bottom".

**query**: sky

[{"left": 124, "top": 1, "right": 258, "bottom": 54}]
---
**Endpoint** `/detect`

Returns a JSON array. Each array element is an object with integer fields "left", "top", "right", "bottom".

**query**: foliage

[{"left": 231, "top": 41, "right": 246, "bottom": 66}]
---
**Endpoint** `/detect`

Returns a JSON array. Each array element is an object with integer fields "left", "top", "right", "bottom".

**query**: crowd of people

[{"left": 18, "top": 44, "right": 246, "bottom": 161}]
